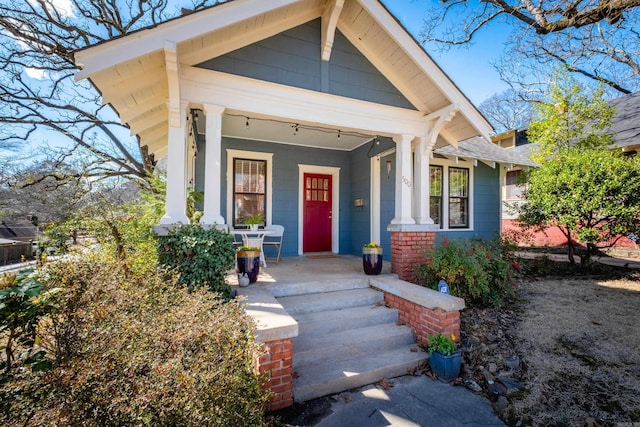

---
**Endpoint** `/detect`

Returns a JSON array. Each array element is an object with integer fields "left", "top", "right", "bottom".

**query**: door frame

[{"left": 298, "top": 164, "right": 340, "bottom": 255}]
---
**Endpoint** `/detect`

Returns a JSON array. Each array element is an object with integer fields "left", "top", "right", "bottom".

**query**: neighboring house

[
  {"left": 0, "top": 220, "right": 37, "bottom": 264},
  {"left": 495, "top": 91, "right": 640, "bottom": 247},
  {"left": 74, "top": 0, "right": 529, "bottom": 281}
]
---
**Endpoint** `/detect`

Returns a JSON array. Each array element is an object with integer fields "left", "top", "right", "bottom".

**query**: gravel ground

[{"left": 460, "top": 269, "right": 640, "bottom": 426}]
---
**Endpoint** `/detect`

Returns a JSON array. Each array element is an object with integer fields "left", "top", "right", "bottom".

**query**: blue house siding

[
  {"left": 438, "top": 163, "right": 501, "bottom": 243},
  {"left": 197, "top": 137, "right": 354, "bottom": 258},
  {"left": 197, "top": 19, "right": 414, "bottom": 110}
]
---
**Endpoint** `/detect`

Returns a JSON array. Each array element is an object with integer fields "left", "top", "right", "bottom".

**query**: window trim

[
  {"left": 226, "top": 149, "right": 273, "bottom": 227},
  {"left": 232, "top": 157, "right": 267, "bottom": 228},
  {"left": 429, "top": 159, "right": 474, "bottom": 231},
  {"left": 448, "top": 167, "right": 470, "bottom": 229},
  {"left": 505, "top": 169, "right": 524, "bottom": 200}
]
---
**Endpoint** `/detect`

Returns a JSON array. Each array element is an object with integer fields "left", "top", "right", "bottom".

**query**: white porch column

[
  {"left": 160, "top": 101, "right": 190, "bottom": 224},
  {"left": 200, "top": 104, "right": 226, "bottom": 226},
  {"left": 391, "top": 134, "right": 416, "bottom": 225},
  {"left": 413, "top": 137, "right": 435, "bottom": 224}
]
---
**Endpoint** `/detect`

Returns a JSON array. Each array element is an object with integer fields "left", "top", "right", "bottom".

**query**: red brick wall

[
  {"left": 390, "top": 231, "right": 435, "bottom": 282},
  {"left": 256, "top": 338, "right": 294, "bottom": 411},
  {"left": 502, "top": 219, "right": 639, "bottom": 248},
  {"left": 383, "top": 292, "right": 460, "bottom": 346}
]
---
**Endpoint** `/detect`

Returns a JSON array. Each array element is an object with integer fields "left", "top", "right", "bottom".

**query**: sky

[{"left": 381, "top": 0, "right": 511, "bottom": 105}]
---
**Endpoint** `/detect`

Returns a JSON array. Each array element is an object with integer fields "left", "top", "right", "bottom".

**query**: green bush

[
  {"left": 416, "top": 237, "right": 518, "bottom": 307},
  {"left": 157, "top": 225, "right": 235, "bottom": 299},
  {"left": 1, "top": 255, "right": 270, "bottom": 426}
]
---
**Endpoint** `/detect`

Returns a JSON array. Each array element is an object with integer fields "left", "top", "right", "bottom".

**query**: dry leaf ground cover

[{"left": 462, "top": 266, "right": 640, "bottom": 426}]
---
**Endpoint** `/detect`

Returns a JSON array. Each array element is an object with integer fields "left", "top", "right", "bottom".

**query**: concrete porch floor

[{"left": 227, "top": 254, "right": 393, "bottom": 288}]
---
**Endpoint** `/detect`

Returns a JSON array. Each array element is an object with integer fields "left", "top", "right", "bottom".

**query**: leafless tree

[
  {"left": 0, "top": 0, "right": 217, "bottom": 187},
  {"left": 478, "top": 89, "right": 535, "bottom": 133},
  {"left": 421, "top": 0, "right": 640, "bottom": 95}
]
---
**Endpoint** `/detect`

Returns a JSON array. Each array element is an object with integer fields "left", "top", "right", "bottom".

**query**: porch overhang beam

[
  {"left": 321, "top": 0, "right": 345, "bottom": 61},
  {"left": 181, "top": 67, "right": 426, "bottom": 137}
]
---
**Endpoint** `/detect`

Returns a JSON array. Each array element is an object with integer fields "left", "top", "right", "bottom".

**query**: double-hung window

[
  {"left": 428, "top": 164, "right": 471, "bottom": 229},
  {"left": 233, "top": 158, "right": 266, "bottom": 227},
  {"left": 505, "top": 170, "right": 524, "bottom": 200},
  {"left": 430, "top": 165, "right": 443, "bottom": 227},
  {"left": 448, "top": 167, "right": 469, "bottom": 228}
]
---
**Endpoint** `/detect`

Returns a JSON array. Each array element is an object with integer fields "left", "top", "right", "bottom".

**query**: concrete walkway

[{"left": 281, "top": 375, "right": 505, "bottom": 427}]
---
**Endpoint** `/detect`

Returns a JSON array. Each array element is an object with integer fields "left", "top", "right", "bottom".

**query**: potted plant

[
  {"left": 428, "top": 333, "right": 462, "bottom": 382},
  {"left": 362, "top": 242, "right": 383, "bottom": 275},
  {"left": 244, "top": 212, "right": 264, "bottom": 231},
  {"left": 236, "top": 246, "right": 261, "bottom": 284}
]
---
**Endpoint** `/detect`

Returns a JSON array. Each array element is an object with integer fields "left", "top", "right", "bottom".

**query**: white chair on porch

[{"left": 263, "top": 224, "right": 284, "bottom": 263}]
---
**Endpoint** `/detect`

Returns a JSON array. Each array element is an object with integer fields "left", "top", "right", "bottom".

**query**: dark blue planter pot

[
  {"left": 429, "top": 350, "right": 462, "bottom": 382},
  {"left": 362, "top": 247, "right": 383, "bottom": 275},
  {"left": 236, "top": 251, "right": 260, "bottom": 284}
]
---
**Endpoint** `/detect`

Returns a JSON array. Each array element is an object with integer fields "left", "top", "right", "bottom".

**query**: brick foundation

[
  {"left": 256, "top": 338, "right": 294, "bottom": 411},
  {"left": 383, "top": 292, "right": 460, "bottom": 346},
  {"left": 391, "top": 231, "right": 435, "bottom": 283}
]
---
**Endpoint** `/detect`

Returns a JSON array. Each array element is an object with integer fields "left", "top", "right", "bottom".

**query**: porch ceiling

[{"left": 75, "top": 0, "right": 492, "bottom": 159}]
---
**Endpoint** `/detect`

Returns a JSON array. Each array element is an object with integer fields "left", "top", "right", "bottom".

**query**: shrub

[
  {"left": 157, "top": 225, "right": 235, "bottom": 299},
  {"left": 1, "top": 255, "right": 269, "bottom": 426},
  {"left": 416, "top": 237, "right": 518, "bottom": 307}
]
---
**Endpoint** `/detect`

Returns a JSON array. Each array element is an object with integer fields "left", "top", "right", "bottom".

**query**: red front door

[{"left": 303, "top": 173, "right": 332, "bottom": 252}]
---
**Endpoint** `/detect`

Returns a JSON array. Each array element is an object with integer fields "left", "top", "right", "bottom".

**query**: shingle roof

[
  {"left": 0, "top": 221, "right": 37, "bottom": 240},
  {"left": 609, "top": 91, "right": 640, "bottom": 150},
  {"left": 434, "top": 137, "right": 538, "bottom": 167}
]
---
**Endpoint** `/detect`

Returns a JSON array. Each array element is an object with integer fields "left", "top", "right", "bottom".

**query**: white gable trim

[
  {"left": 75, "top": 0, "right": 302, "bottom": 80},
  {"left": 352, "top": 0, "right": 493, "bottom": 140}
]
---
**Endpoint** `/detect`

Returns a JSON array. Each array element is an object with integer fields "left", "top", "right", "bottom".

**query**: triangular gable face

[{"left": 196, "top": 19, "right": 415, "bottom": 110}]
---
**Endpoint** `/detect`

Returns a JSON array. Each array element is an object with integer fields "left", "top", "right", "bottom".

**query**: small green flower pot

[{"left": 429, "top": 349, "right": 462, "bottom": 382}]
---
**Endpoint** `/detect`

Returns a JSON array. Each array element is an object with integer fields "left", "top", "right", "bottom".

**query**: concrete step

[
  {"left": 294, "top": 304, "right": 398, "bottom": 336},
  {"left": 265, "top": 276, "right": 370, "bottom": 298},
  {"left": 293, "top": 322, "right": 415, "bottom": 368},
  {"left": 278, "top": 288, "right": 383, "bottom": 315},
  {"left": 293, "top": 344, "right": 428, "bottom": 403}
]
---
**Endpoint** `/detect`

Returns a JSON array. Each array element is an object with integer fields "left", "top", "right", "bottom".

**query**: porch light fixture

[{"left": 386, "top": 160, "right": 392, "bottom": 179}]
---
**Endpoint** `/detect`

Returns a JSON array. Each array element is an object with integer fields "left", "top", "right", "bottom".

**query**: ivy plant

[{"left": 157, "top": 225, "right": 235, "bottom": 299}]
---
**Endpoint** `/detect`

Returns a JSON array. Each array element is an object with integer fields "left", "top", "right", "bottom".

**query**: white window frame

[
  {"left": 430, "top": 159, "right": 474, "bottom": 231},
  {"left": 226, "top": 149, "right": 273, "bottom": 227}
]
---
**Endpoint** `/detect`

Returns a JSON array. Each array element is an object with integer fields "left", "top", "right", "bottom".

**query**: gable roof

[{"left": 74, "top": 0, "right": 493, "bottom": 157}]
